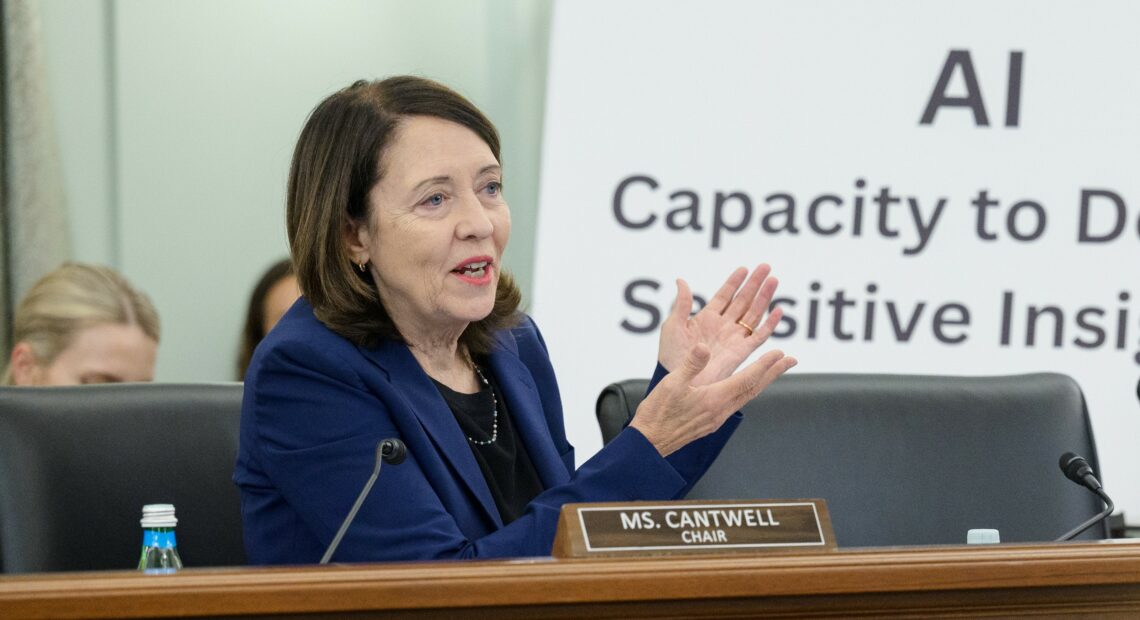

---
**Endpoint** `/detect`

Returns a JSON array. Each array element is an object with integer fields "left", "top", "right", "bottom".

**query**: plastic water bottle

[
  {"left": 138, "top": 504, "right": 184, "bottom": 573},
  {"left": 966, "top": 528, "right": 1001, "bottom": 544}
]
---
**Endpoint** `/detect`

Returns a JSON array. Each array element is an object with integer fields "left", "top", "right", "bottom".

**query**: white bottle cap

[
  {"left": 140, "top": 504, "right": 178, "bottom": 528},
  {"left": 967, "top": 528, "right": 1000, "bottom": 544}
]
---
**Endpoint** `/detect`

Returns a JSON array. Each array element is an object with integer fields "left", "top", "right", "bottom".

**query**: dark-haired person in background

[
  {"left": 233, "top": 76, "right": 795, "bottom": 563},
  {"left": 237, "top": 258, "right": 299, "bottom": 380}
]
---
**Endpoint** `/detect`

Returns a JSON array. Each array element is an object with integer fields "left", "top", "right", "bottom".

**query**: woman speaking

[{"left": 234, "top": 76, "right": 795, "bottom": 563}]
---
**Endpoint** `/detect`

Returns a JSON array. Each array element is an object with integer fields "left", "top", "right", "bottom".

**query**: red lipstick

[{"left": 451, "top": 256, "right": 495, "bottom": 285}]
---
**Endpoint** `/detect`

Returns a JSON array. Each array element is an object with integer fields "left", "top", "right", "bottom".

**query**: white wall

[
  {"left": 39, "top": 0, "right": 115, "bottom": 265},
  {"left": 39, "top": 0, "right": 551, "bottom": 380}
]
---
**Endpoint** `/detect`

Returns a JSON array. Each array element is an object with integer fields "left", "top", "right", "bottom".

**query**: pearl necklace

[{"left": 467, "top": 365, "right": 498, "bottom": 446}]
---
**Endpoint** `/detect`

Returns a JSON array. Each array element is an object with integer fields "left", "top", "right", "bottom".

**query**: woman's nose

[{"left": 455, "top": 192, "right": 494, "bottom": 239}]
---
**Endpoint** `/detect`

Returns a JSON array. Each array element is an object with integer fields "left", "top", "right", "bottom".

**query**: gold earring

[{"left": 356, "top": 260, "right": 366, "bottom": 273}]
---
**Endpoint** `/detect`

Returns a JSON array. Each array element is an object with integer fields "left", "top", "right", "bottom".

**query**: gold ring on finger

[{"left": 736, "top": 320, "right": 755, "bottom": 336}]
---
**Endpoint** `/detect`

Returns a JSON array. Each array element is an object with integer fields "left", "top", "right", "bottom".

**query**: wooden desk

[{"left": 3, "top": 539, "right": 1139, "bottom": 618}]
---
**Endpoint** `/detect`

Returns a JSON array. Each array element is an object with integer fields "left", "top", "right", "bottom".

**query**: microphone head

[
  {"left": 1059, "top": 451, "right": 1093, "bottom": 484},
  {"left": 379, "top": 438, "right": 407, "bottom": 465}
]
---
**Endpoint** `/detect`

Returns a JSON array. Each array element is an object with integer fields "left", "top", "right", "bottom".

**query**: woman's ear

[
  {"left": 343, "top": 218, "right": 371, "bottom": 266},
  {"left": 8, "top": 342, "right": 43, "bottom": 386}
]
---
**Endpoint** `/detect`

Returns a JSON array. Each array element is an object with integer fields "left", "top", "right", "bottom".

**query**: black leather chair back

[
  {"left": 0, "top": 383, "right": 245, "bottom": 573},
  {"left": 597, "top": 373, "right": 1107, "bottom": 547}
]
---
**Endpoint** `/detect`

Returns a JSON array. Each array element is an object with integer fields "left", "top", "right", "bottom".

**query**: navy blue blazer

[{"left": 234, "top": 299, "right": 740, "bottom": 563}]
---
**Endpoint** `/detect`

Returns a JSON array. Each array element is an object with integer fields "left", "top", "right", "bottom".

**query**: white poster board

[{"left": 534, "top": 0, "right": 1140, "bottom": 519}]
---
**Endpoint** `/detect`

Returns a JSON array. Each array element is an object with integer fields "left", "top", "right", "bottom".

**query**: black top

[{"left": 432, "top": 365, "right": 544, "bottom": 525}]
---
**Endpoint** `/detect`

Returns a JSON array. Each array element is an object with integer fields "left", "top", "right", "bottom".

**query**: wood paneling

[{"left": 2, "top": 540, "right": 1139, "bottom": 618}]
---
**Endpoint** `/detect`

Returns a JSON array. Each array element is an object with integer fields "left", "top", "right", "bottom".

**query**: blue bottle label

[{"left": 142, "top": 529, "right": 177, "bottom": 549}]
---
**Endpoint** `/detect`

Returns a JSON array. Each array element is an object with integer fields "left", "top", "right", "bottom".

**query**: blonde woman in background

[{"left": 3, "top": 263, "right": 160, "bottom": 386}]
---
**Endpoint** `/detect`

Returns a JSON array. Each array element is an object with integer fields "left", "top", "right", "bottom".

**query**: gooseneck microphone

[
  {"left": 1055, "top": 452, "right": 1115, "bottom": 541},
  {"left": 319, "top": 438, "right": 407, "bottom": 564}
]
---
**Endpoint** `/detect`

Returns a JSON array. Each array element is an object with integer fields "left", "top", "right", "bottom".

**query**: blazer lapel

[
  {"left": 357, "top": 341, "right": 502, "bottom": 528},
  {"left": 488, "top": 334, "right": 570, "bottom": 489}
]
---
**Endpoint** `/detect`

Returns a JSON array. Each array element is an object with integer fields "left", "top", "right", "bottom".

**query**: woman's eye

[
  {"left": 485, "top": 181, "right": 502, "bottom": 196},
  {"left": 422, "top": 193, "right": 445, "bottom": 207}
]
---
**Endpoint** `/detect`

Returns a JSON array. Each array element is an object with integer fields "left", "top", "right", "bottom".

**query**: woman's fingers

[
  {"left": 704, "top": 267, "right": 748, "bottom": 315},
  {"left": 635, "top": 346, "right": 795, "bottom": 457},
  {"left": 704, "top": 350, "right": 797, "bottom": 415},
  {"left": 739, "top": 275, "right": 779, "bottom": 331},
  {"left": 668, "top": 278, "right": 694, "bottom": 324},
  {"left": 750, "top": 306, "right": 783, "bottom": 343},
  {"left": 725, "top": 264, "right": 771, "bottom": 322},
  {"left": 676, "top": 343, "right": 712, "bottom": 383}
]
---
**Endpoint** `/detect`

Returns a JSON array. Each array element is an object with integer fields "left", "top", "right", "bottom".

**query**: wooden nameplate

[{"left": 552, "top": 499, "right": 835, "bottom": 558}]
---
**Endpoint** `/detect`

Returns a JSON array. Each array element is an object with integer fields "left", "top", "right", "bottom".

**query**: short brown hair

[
  {"left": 237, "top": 258, "right": 294, "bottom": 380},
  {"left": 287, "top": 76, "right": 520, "bottom": 353}
]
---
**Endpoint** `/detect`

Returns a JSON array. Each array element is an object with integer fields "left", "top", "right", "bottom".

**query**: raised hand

[
  {"left": 631, "top": 342, "right": 796, "bottom": 457},
  {"left": 657, "top": 264, "right": 784, "bottom": 387}
]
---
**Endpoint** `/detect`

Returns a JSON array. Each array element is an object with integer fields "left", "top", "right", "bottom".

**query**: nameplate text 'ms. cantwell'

[{"left": 552, "top": 499, "right": 835, "bottom": 558}]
